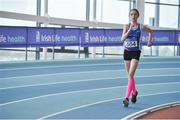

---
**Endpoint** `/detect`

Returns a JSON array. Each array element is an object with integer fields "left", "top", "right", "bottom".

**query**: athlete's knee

[{"left": 128, "top": 73, "right": 134, "bottom": 80}]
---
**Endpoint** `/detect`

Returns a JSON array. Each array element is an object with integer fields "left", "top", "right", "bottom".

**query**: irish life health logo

[{"left": 36, "top": 31, "right": 41, "bottom": 42}]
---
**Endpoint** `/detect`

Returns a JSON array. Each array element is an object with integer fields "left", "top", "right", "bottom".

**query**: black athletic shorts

[{"left": 123, "top": 50, "right": 141, "bottom": 61}]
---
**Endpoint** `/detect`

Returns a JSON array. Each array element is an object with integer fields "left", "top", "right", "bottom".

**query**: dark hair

[{"left": 129, "top": 8, "right": 140, "bottom": 17}]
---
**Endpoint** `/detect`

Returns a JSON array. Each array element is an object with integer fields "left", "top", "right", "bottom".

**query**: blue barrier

[
  {"left": 142, "top": 30, "right": 177, "bottom": 46},
  {"left": 0, "top": 26, "right": 27, "bottom": 47},
  {"left": 0, "top": 26, "right": 179, "bottom": 47},
  {"left": 176, "top": 31, "right": 180, "bottom": 45}
]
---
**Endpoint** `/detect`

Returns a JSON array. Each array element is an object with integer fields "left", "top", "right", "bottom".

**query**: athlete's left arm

[{"left": 142, "top": 25, "right": 153, "bottom": 47}]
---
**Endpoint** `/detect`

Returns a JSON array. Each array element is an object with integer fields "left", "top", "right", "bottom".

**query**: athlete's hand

[
  {"left": 127, "top": 24, "right": 134, "bottom": 33},
  {"left": 147, "top": 41, "right": 152, "bottom": 47},
  {"left": 128, "top": 24, "right": 134, "bottom": 31}
]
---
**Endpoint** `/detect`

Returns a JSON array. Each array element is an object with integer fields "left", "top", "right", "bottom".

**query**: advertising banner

[
  {"left": 80, "top": 29, "right": 105, "bottom": 46},
  {"left": 0, "top": 26, "right": 27, "bottom": 47},
  {"left": 176, "top": 30, "right": 180, "bottom": 45},
  {"left": 55, "top": 28, "right": 79, "bottom": 46},
  {"left": 104, "top": 29, "right": 122, "bottom": 46},
  {"left": 27, "top": 27, "right": 55, "bottom": 47},
  {"left": 141, "top": 30, "right": 176, "bottom": 46},
  {"left": 0, "top": 26, "right": 179, "bottom": 47}
]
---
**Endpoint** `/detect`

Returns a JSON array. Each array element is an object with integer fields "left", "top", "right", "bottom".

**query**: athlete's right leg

[
  {"left": 124, "top": 60, "right": 133, "bottom": 99},
  {"left": 128, "top": 59, "right": 139, "bottom": 103},
  {"left": 124, "top": 60, "right": 130, "bottom": 73},
  {"left": 128, "top": 59, "right": 139, "bottom": 94},
  {"left": 123, "top": 60, "right": 131, "bottom": 107}
]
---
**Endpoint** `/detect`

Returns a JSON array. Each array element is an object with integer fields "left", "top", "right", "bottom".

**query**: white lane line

[
  {"left": 0, "top": 56, "right": 179, "bottom": 66},
  {"left": 0, "top": 86, "right": 120, "bottom": 107},
  {"left": 0, "top": 67, "right": 180, "bottom": 80},
  {"left": 0, "top": 76, "right": 121, "bottom": 90},
  {"left": 0, "top": 69, "right": 123, "bottom": 80},
  {"left": 0, "top": 61, "right": 179, "bottom": 71},
  {"left": 38, "top": 91, "right": 180, "bottom": 120},
  {"left": 0, "top": 57, "right": 122, "bottom": 65},
  {"left": 1, "top": 82, "right": 180, "bottom": 107},
  {"left": 0, "top": 63, "right": 122, "bottom": 71},
  {"left": 140, "top": 56, "right": 180, "bottom": 60},
  {"left": 1, "top": 74, "right": 180, "bottom": 90}
]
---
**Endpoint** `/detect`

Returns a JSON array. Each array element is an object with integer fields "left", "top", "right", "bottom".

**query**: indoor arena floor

[{"left": 0, "top": 56, "right": 180, "bottom": 119}]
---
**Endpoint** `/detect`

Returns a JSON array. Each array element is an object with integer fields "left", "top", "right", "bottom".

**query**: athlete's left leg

[{"left": 128, "top": 59, "right": 139, "bottom": 95}]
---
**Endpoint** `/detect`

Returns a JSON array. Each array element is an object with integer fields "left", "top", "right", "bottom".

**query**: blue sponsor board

[
  {"left": 176, "top": 30, "right": 180, "bottom": 45},
  {"left": 0, "top": 26, "right": 180, "bottom": 47},
  {"left": 0, "top": 26, "right": 27, "bottom": 47},
  {"left": 55, "top": 28, "right": 80, "bottom": 46},
  {"left": 27, "top": 27, "right": 55, "bottom": 47},
  {"left": 141, "top": 30, "right": 176, "bottom": 46},
  {"left": 80, "top": 29, "right": 105, "bottom": 46},
  {"left": 104, "top": 29, "right": 122, "bottom": 46}
]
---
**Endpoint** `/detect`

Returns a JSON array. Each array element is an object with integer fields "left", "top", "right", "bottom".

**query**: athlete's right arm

[{"left": 121, "top": 24, "right": 132, "bottom": 41}]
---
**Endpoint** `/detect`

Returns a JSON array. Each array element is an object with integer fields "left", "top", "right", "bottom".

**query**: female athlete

[{"left": 121, "top": 8, "right": 153, "bottom": 107}]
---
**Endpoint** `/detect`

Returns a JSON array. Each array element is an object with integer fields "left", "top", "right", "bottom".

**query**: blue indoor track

[{"left": 0, "top": 56, "right": 180, "bottom": 119}]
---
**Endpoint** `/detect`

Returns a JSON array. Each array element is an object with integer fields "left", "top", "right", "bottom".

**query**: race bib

[{"left": 124, "top": 41, "right": 138, "bottom": 48}]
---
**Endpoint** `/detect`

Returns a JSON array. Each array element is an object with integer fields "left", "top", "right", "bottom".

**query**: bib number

[{"left": 124, "top": 41, "right": 138, "bottom": 48}]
